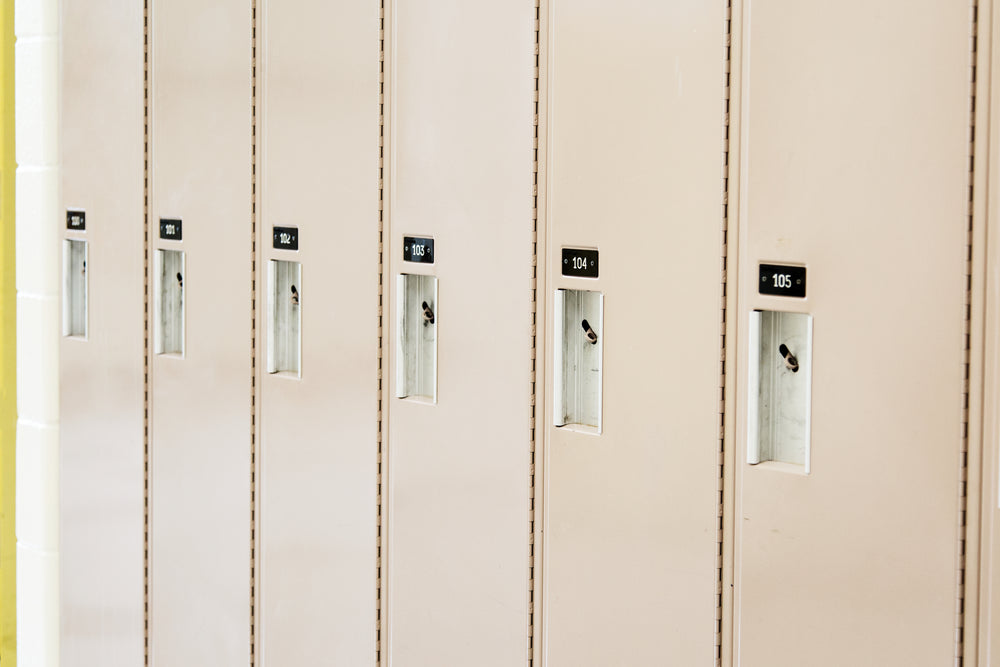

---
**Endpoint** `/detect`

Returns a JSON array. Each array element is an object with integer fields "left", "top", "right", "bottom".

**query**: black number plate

[
  {"left": 66, "top": 210, "right": 85, "bottom": 231},
  {"left": 759, "top": 263, "right": 806, "bottom": 298},
  {"left": 403, "top": 236, "right": 434, "bottom": 263},
  {"left": 273, "top": 226, "right": 299, "bottom": 250},
  {"left": 159, "top": 218, "right": 182, "bottom": 241},
  {"left": 561, "top": 248, "right": 599, "bottom": 278}
]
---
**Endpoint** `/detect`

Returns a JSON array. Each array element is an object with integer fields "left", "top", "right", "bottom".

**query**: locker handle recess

[
  {"left": 155, "top": 249, "right": 185, "bottom": 356},
  {"left": 62, "top": 239, "right": 88, "bottom": 338},
  {"left": 554, "top": 289, "right": 603, "bottom": 433},
  {"left": 268, "top": 260, "right": 301, "bottom": 376},
  {"left": 747, "top": 310, "right": 812, "bottom": 472},
  {"left": 397, "top": 274, "right": 437, "bottom": 402}
]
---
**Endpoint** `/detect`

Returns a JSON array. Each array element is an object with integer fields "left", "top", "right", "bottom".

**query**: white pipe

[{"left": 14, "top": 0, "right": 60, "bottom": 664}]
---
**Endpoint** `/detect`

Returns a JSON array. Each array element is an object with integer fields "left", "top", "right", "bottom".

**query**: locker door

[
  {"left": 983, "top": 248, "right": 1000, "bottom": 667},
  {"left": 981, "top": 195, "right": 1000, "bottom": 667},
  {"left": 978, "top": 6, "right": 1000, "bottom": 662},
  {"left": 148, "top": 1, "right": 253, "bottom": 664},
  {"left": 60, "top": 1, "right": 145, "bottom": 663},
  {"left": 541, "top": 2, "right": 726, "bottom": 664},
  {"left": 257, "top": 0, "right": 380, "bottom": 664},
  {"left": 385, "top": 2, "right": 536, "bottom": 664},
  {"left": 733, "top": 2, "right": 972, "bottom": 665}
]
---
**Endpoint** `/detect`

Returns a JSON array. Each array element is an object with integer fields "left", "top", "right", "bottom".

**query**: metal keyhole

[
  {"left": 290, "top": 284, "right": 299, "bottom": 305},
  {"left": 581, "top": 319, "right": 598, "bottom": 344},
  {"left": 176, "top": 272, "right": 183, "bottom": 288},
  {"left": 778, "top": 343, "right": 799, "bottom": 372},
  {"left": 421, "top": 301, "right": 435, "bottom": 324}
]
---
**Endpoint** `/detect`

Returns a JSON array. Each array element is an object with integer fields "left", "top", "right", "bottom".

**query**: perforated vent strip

[
  {"left": 377, "top": 3, "right": 386, "bottom": 663},
  {"left": 250, "top": 1, "right": 259, "bottom": 663},
  {"left": 715, "top": 4, "right": 732, "bottom": 666},
  {"left": 528, "top": 1, "right": 541, "bottom": 664},
  {"left": 142, "top": 2, "right": 151, "bottom": 664},
  {"left": 957, "top": 4, "right": 979, "bottom": 665}
]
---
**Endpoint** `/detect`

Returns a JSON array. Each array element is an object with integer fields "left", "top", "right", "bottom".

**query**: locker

[
  {"left": 59, "top": 1, "right": 145, "bottom": 663},
  {"left": 731, "top": 1, "right": 972, "bottom": 665},
  {"left": 384, "top": 1, "right": 536, "bottom": 663},
  {"left": 981, "top": 265, "right": 1000, "bottom": 667},
  {"left": 977, "top": 5, "right": 1000, "bottom": 661},
  {"left": 541, "top": 1, "right": 726, "bottom": 664},
  {"left": 148, "top": 1, "right": 253, "bottom": 664},
  {"left": 979, "top": 203, "right": 1000, "bottom": 667},
  {"left": 257, "top": 0, "right": 380, "bottom": 663}
]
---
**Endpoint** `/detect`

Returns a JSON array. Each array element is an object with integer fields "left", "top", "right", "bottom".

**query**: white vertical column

[{"left": 14, "top": 0, "right": 60, "bottom": 665}]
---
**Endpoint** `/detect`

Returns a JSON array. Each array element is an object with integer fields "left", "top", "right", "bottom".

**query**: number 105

[{"left": 772, "top": 273, "right": 793, "bottom": 289}]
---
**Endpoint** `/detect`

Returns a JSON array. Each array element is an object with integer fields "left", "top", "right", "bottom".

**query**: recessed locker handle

[
  {"left": 747, "top": 310, "right": 812, "bottom": 471},
  {"left": 63, "top": 239, "right": 88, "bottom": 337},
  {"left": 267, "top": 259, "right": 302, "bottom": 375},
  {"left": 396, "top": 275, "right": 438, "bottom": 402},
  {"left": 554, "top": 289, "right": 603, "bottom": 432},
  {"left": 155, "top": 249, "right": 185, "bottom": 355}
]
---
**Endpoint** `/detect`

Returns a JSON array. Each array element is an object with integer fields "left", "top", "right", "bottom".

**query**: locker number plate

[
  {"left": 273, "top": 226, "right": 299, "bottom": 250},
  {"left": 159, "top": 218, "right": 182, "bottom": 241},
  {"left": 562, "top": 248, "right": 599, "bottom": 278},
  {"left": 403, "top": 236, "right": 434, "bottom": 263},
  {"left": 759, "top": 263, "right": 806, "bottom": 298},
  {"left": 66, "top": 210, "right": 85, "bottom": 231}
]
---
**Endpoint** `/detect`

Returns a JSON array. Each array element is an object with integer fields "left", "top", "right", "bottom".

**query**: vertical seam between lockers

[
  {"left": 143, "top": 0, "right": 151, "bottom": 663},
  {"left": 250, "top": 0, "right": 259, "bottom": 663},
  {"left": 960, "top": 4, "right": 979, "bottom": 665},
  {"left": 377, "top": 2, "right": 386, "bottom": 663},
  {"left": 716, "top": 2, "right": 732, "bottom": 666},
  {"left": 529, "top": 2, "right": 540, "bottom": 664}
]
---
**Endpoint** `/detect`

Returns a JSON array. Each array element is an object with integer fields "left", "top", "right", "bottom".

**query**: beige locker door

[
  {"left": 733, "top": 1, "right": 972, "bottom": 665},
  {"left": 148, "top": 1, "right": 253, "bottom": 664},
  {"left": 979, "top": 4, "right": 1000, "bottom": 662},
  {"left": 541, "top": 2, "right": 726, "bottom": 665},
  {"left": 984, "top": 244, "right": 1000, "bottom": 667},
  {"left": 982, "top": 202, "right": 1000, "bottom": 667},
  {"left": 257, "top": 0, "right": 380, "bottom": 664},
  {"left": 59, "top": 1, "right": 145, "bottom": 664},
  {"left": 385, "top": 1, "right": 536, "bottom": 663}
]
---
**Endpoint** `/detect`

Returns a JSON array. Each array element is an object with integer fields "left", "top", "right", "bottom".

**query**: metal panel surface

[
  {"left": 733, "top": 1, "right": 971, "bottom": 665},
  {"left": 985, "top": 223, "right": 1000, "bottom": 667},
  {"left": 148, "top": 1, "right": 253, "bottom": 664},
  {"left": 542, "top": 1, "right": 726, "bottom": 664},
  {"left": 978, "top": 5, "right": 1000, "bottom": 663},
  {"left": 60, "top": 1, "right": 145, "bottom": 664},
  {"left": 257, "top": 0, "right": 380, "bottom": 664},
  {"left": 385, "top": 1, "right": 536, "bottom": 663},
  {"left": 0, "top": 1, "right": 13, "bottom": 661},
  {"left": 982, "top": 179, "right": 1000, "bottom": 667}
]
